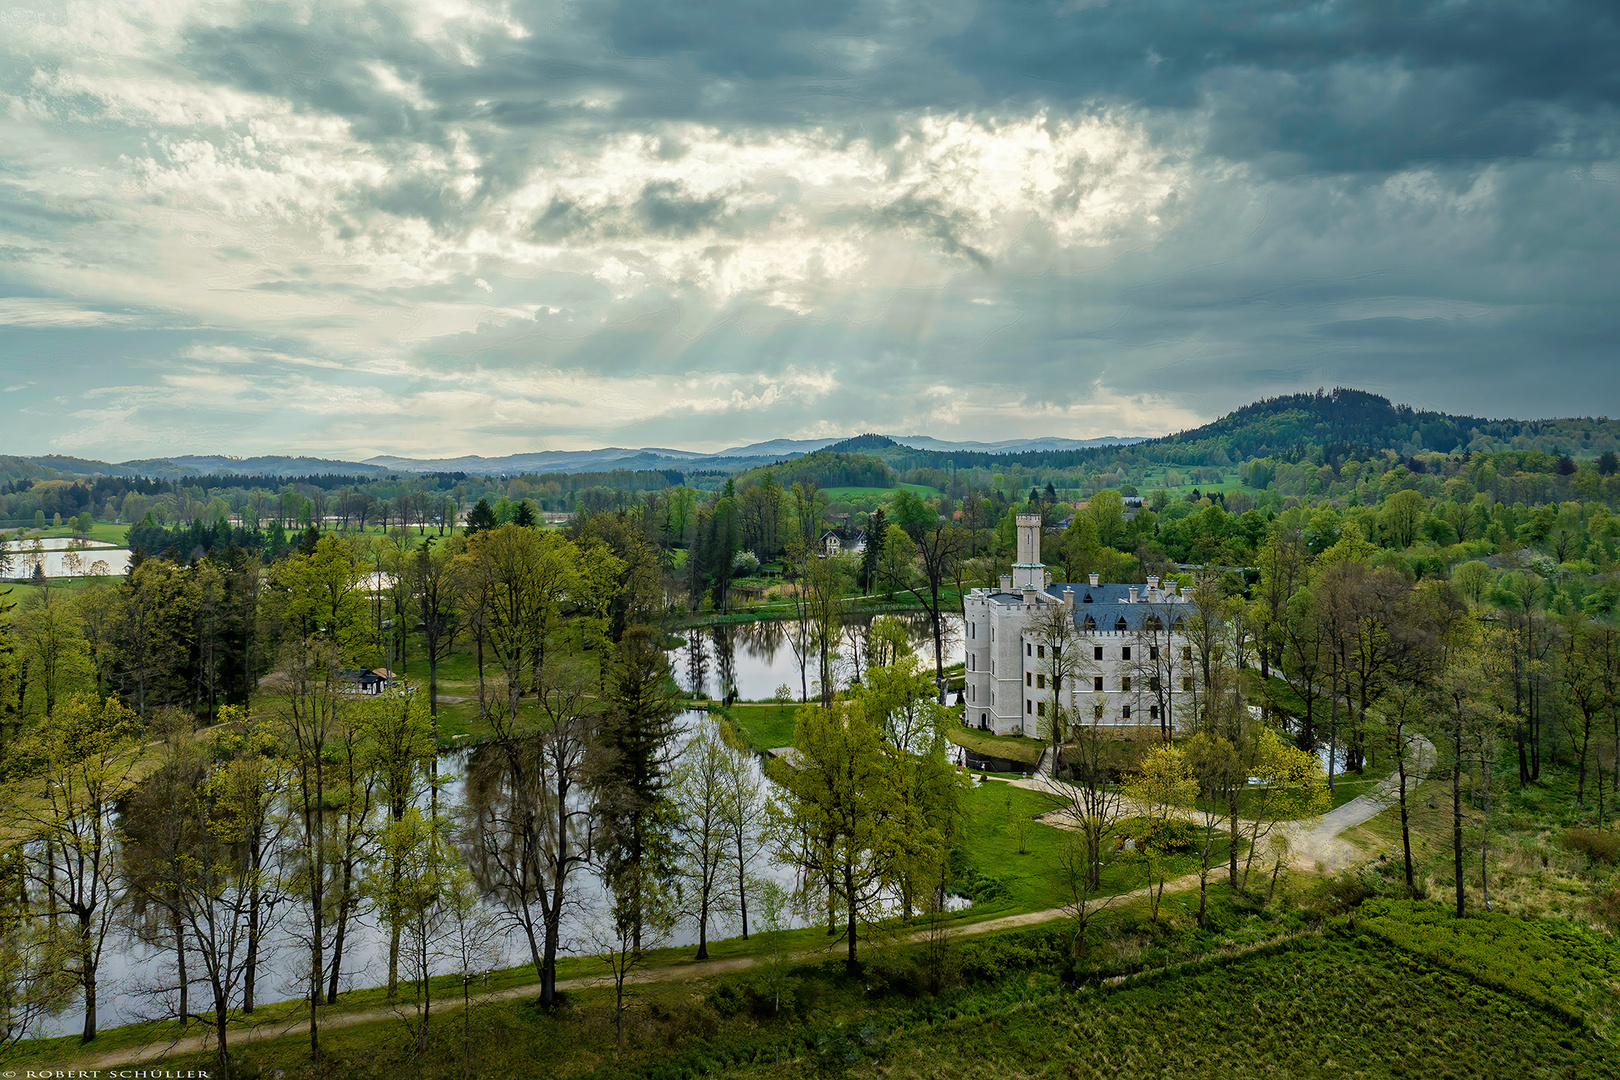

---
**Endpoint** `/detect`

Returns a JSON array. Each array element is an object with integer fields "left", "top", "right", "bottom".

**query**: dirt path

[{"left": 51, "top": 753, "right": 1422, "bottom": 1071}]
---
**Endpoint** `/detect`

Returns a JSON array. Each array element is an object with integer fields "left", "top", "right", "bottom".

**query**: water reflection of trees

[{"left": 671, "top": 613, "right": 962, "bottom": 700}]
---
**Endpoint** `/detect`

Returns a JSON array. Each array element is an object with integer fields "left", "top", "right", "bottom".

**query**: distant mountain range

[
  {"left": 10, "top": 387, "right": 1612, "bottom": 485},
  {"left": 4, "top": 434, "right": 1144, "bottom": 480}
]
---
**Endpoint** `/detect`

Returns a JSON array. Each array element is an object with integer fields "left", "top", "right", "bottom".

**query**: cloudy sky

[{"left": 1, "top": 0, "right": 1617, "bottom": 460}]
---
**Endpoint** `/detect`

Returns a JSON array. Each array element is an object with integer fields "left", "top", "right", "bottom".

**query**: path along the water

[{"left": 53, "top": 743, "right": 1431, "bottom": 1071}]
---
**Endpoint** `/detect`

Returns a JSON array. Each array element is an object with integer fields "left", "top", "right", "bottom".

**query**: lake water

[
  {"left": 3, "top": 539, "right": 130, "bottom": 579},
  {"left": 670, "top": 611, "right": 966, "bottom": 702}
]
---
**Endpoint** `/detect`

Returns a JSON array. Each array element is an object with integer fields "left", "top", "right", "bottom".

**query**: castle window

[
  {"left": 1182, "top": 677, "right": 1193, "bottom": 692},
  {"left": 1115, "top": 617, "right": 1128, "bottom": 631},
  {"left": 1027, "top": 643, "right": 1033, "bottom": 657},
  {"left": 1037, "top": 702, "right": 1046, "bottom": 717},
  {"left": 1182, "top": 646, "right": 1192, "bottom": 661},
  {"left": 1037, "top": 644, "right": 1045, "bottom": 659},
  {"left": 1121, "top": 646, "right": 1131, "bottom": 661},
  {"left": 1026, "top": 700, "right": 1032, "bottom": 715},
  {"left": 1150, "top": 646, "right": 1159, "bottom": 660},
  {"left": 1026, "top": 672, "right": 1032, "bottom": 687},
  {"left": 1149, "top": 704, "right": 1160, "bottom": 720},
  {"left": 1094, "top": 645, "right": 1103, "bottom": 660},
  {"left": 1122, "top": 705, "right": 1131, "bottom": 720},
  {"left": 1122, "top": 677, "right": 1132, "bottom": 692},
  {"left": 1036, "top": 673, "right": 1046, "bottom": 689},
  {"left": 1083, "top": 593, "right": 1093, "bottom": 604},
  {"left": 1093, "top": 676, "right": 1103, "bottom": 692}
]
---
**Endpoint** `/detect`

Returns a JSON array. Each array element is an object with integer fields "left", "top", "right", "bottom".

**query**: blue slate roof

[{"left": 1046, "top": 583, "right": 1189, "bottom": 633}]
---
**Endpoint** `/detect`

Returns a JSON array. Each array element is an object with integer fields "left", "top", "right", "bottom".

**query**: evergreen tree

[
  {"left": 464, "top": 498, "right": 498, "bottom": 536},
  {"left": 592, "top": 626, "right": 680, "bottom": 953}
]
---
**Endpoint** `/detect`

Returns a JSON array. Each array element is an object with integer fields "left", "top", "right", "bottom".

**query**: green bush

[
  {"left": 1125, "top": 817, "right": 1197, "bottom": 854},
  {"left": 1561, "top": 828, "right": 1620, "bottom": 865}
]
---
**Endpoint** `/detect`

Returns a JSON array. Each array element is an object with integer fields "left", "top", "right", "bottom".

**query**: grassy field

[
  {"left": 946, "top": 725, "right": 1046, "bottom": 767},
  {"left": 713, "top": 702, "right": 800, "bottom": 750}
]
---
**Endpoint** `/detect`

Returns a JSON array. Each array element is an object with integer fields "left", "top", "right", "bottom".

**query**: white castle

[{"left": 962, "top": 514, "right": 1195, "bottom": 739}]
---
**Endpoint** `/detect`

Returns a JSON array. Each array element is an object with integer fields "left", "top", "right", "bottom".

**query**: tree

[
  {"left": 275, "top": 636, "right": 341, "bottom": 1060},
  {"left": 14, "top": 693, "right": 140, "bottom": 1042},
  {"left": 1183, "top": 732, "right": 1242, "bottom": 928},
  {"left": 769, "top": 697, "right": 895, "bottom": 975},
  {"left": 1048, "top": 711, "right": 1126, "bottom": 895},
  {"left": 1019, "top": 602, "right": 1074, "bottom": 759},
  {"left": 592, "top": 627, "right": 680, "bottom": 956},
  {"left": 468, "top": 658, "right": 597, "bottom": 1007},
  {"left": 0, "top": 844, "right": 72, "bottom": 1055},
  {"left": 463, "top": 498, "right": 498, "bottom": 536},
  {"left": 1237, "top": 729, "right": 1328, "bottom": 887},
  {"left": 357, "top": 686, "right": 435, "bottom": 1000},
  {"left": 717, "top": 729, "right": 765, "bottom": 940},
  {"left": 857, "top": 507, "right": 887, "bottom": 593},
  {"left": 1125, "top": 743, "right": 1197, "bottom": 922},
  {"left": 589, "top": 859, "right": 675, "bottom": 1054},
  {"left": 157, "top": 715, "right": 291, "bottom": 1078},
  {"left": 670, "top": 721, "right": 734, "bottom": 960},
  {"left": 899, "top": 520, "right": 968, "bottom": 687},
  {"left": 860, "top": 658, "right": 962, "bottom": 920}
]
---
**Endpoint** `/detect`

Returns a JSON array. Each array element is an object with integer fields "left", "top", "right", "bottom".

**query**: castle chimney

[
  {"left": 1063, "top": 587, "right": 1074, "bottom": 610},
  {"left": 1000, "top": 574, "right": 1012, "bottom": 592},
  {"left": 1023, "top": 587, "right": 1038, "bottom": 606},
  {"left": 1129, "top": 586, "right": 1138, "bottom": 603},
  {"left": 1147, "top": 575, "right": 1160, "bottom": 589},
  {"left": 1088, "top": 573, "right": 1099, "bottom": 587}
]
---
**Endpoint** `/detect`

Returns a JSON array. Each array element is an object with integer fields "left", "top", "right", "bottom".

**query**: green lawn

[
  {"left": 713, "top": 702, "right": 801, "bottom": 750},
  {"left": 946, "top": 725, "right": 1046, "bottom": 767}
]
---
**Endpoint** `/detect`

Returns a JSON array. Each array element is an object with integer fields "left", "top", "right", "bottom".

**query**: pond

[
  {"left": 40, "top": 709, "right": 830, "bottom": 1038},
  {"left": 670, "top": 611, "right": 966, "bottom": 702},
  {"left": 3, "top": 540, "right": 130, "bottom": 579}
]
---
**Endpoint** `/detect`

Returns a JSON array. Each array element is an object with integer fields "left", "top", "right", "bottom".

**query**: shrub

[
  {"left": 1593, "top": 887, "right": 1620, "bottom": 928},
  {"left": 1560, "top": 828, "right": 1620, "bottom": 865},
  {"left": 1126, "top": 817, "right": 1197, "bottom": 854}
]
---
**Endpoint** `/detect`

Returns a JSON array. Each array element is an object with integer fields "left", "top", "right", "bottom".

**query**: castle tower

[{"left": 1012, "top": 513, "right": 1044, "bottom": 590}]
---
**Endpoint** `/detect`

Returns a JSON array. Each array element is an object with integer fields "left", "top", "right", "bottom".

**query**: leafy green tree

[
  {"left": 1126, "top": 743, "right": 1197, "bottom": 922},
  {"left": 769, "top": 696, "right": 896, "bottom": 975},
  {"left": 670, "top": 721, "right": 734, "bottom": 960},
  {"left": 13, "top": 693, "right": 140, "bottom": 1042}
]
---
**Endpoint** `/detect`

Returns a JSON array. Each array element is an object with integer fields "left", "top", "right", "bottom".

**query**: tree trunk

[
  {"left": 80, "top": 931, "right": 97, "bottom": 1043},
  {"left": 736, "top": 830, "right": 749, "bottom": 940},
  {"left": 1398, "top": 743, "right": 1414, "bottom": 894},
  {"left": 1452, "top": 723, "right": 1465, "bottom": 919},
  {"left": 844, "top": 864, "right": 859, "bottom": 976},
  {"left": 174, "top": 908, "right": 188, "bottom": 1028}
]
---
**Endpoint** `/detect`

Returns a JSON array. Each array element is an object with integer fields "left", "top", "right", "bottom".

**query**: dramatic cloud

[{"left": 0, "top": 0, "right": 1616, "bottom": 458}]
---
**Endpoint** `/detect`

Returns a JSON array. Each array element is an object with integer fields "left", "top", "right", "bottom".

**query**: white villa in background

[{"left": 962, "top": 514, "right": 1195, "bottom": 738}]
